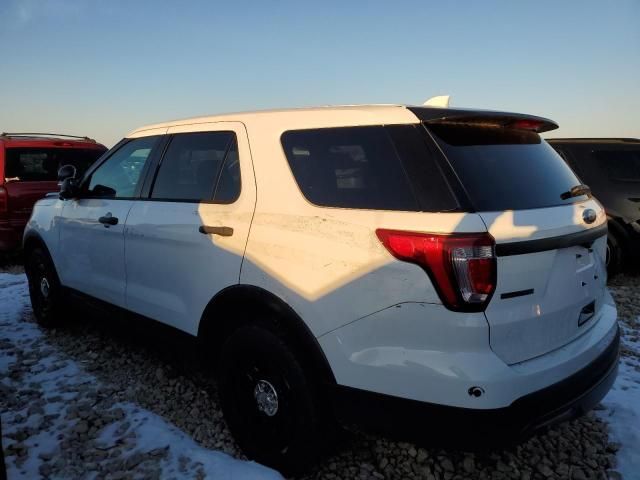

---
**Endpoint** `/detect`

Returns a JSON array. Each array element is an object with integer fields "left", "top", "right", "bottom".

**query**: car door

[
  {"left": 124, "top": 122, "right": 256, "bottom": 335},
  {"left": 57, "top": 134, "right": 163, "bottom": 307}
]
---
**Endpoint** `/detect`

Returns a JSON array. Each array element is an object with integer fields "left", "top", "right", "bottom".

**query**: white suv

[{"left": 23, "top": 105, "right": 619, "bottom": 474}]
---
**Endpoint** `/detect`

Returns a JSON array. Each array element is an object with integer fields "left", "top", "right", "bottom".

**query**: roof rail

[{"left": 1, "top": 132, "right": 95, "bottom": 142}]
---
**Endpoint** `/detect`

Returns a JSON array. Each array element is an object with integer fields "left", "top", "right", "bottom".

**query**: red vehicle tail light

[
  {"left": 376, "top": 229, "right": 497, "bottom": 311},
  {"left": 0, "top": 187, "right": 7, "bottom": 215}
]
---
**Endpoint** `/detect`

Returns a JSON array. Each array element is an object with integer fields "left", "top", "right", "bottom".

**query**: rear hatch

[{"left": 424, "top": 118, "right": 608, "bottom": 365}]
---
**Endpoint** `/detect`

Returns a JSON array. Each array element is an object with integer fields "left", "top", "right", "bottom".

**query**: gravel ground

[{"left": 1, "top": 265, "right": 638, "bottom": 480}]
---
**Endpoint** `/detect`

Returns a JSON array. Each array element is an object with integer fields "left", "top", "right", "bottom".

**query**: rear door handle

[
  {"left": 98, "top": 213, "right": 119, "bottom": 226},
  {"left": 199, "top": 225, "right": 234, "bottom": 237}
]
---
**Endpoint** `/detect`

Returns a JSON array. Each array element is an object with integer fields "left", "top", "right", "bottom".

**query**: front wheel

[
  {"left": 25, "top": 247, "right": 64, "bottom": 328},
  {"left": 217, "top": 325, "right": 323, "bottom": 475}
]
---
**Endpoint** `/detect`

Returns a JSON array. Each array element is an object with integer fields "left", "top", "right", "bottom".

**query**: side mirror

[
  {"left": 57, "top": 164, "right": 77, "bottom": 184},
  {"left": 59, "top": 178, "right": 80, "bottom": 200}
]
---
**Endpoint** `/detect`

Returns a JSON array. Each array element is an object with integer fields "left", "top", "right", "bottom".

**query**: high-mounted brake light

[
  {"left": 376, "top": 229, "right": 497, "bottom": 311},
  {"left": 510, "top": 119, "right": 544, "bottom": 131}
]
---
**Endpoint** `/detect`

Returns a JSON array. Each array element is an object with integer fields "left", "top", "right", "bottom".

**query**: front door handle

[
  {"left": 199, "top": 225, "right": 234, "bottom": 237},
  {"left": 98, "top": 213, "right": 119, "bottom": 226}
]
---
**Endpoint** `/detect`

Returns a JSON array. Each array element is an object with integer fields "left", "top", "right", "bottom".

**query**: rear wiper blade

[{"left": 560, "top": 184, "right": 591, "bottom": 200}]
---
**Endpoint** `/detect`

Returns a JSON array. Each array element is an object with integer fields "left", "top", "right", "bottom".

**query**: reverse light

[{"left": 376, "top": 229, "right": 497, "bottom": 311}]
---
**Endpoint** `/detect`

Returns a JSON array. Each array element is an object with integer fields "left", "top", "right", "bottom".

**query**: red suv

[{"left": 0, "top": 133, "right": 107, "bottom": 251}]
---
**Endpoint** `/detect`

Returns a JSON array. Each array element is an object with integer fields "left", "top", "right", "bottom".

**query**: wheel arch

[
  {"left": 23, "top": 231, "right": 53, "bottom": 261},
  {"left": 197, "top": 284, "right": 336, "bottom": 386},
  {"left": 607, "top": 215, "right": 630, "bottom": 242},
  {"left": 23, "top": 231, "right": 61, "bottom": 278}
]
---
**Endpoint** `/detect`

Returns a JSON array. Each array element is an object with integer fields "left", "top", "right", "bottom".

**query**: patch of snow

[
  {"left": 0, "top": 273, "right": 283, "bottom": 479},
  {"left": 96, "top": 403, "right": 281, "bottom": 479},
  {"left": 597, "top": 322, "right": 640, "bottom": 479}
]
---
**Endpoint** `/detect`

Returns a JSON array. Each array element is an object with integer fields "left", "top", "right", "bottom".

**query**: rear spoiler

[{"left": 407, "top": 106, "right": 559, "bottom": 133}]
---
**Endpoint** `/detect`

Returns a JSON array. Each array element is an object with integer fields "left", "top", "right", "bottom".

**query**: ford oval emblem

[{"left": 583, "top": 208, "right": 597, "bottom": 224}]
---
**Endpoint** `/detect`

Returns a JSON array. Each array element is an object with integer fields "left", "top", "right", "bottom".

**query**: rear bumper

[{"left": 331, "top": 325, "right": 619, "bottom": 447}]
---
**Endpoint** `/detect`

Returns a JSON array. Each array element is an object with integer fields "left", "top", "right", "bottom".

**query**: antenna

[{"left": 423, "top": 95, "right": 451, "bottom": 108}]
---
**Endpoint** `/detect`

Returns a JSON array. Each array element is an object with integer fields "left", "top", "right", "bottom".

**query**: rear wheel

[
  {"left": 217, "top": 324, "right": 322, "bottom": 475},
  {"left": 25, "top": 247, "right": 63, "bottom": 328}
]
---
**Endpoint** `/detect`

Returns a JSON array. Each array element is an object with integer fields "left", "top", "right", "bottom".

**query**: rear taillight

[
  {"left": 376, "top": 229, "right": 497, "bottom": 312},
  {"left": 0, "top": 187, "right": 7, "bottom": 215}
]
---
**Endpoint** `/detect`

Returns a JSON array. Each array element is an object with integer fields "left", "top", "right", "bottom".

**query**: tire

[
  {"left": 217, "top": 324, "right": 322, "bottom": 475},
  {"left": 25, "top": 247, "right": 64, "bottom": 328},
  {"left": 606, "top": 230, "right": 622, "bottom": 277}
]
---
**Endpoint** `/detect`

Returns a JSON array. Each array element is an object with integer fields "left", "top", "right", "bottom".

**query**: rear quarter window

[{"left": 281, "top": 125, "right": 458, "bottom": 212}]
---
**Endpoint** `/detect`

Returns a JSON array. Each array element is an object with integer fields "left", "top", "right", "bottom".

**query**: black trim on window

[
  {"left": 495, "top": 223, "right": 607, "bottom": 257},
  {"left": 139, "top": 135, "right": 172, "bottom": 199},
  {"left": 414, "top": 124, "right": 475, "bottom": 212}
]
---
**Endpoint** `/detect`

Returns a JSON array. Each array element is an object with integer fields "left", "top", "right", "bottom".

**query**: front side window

[
  {"left": 4, "top": 147, "right": 105, "bottom": 182},
  {"left": 87, "top": 136, "right": 158, "bottom": 198},
  {"left": 150, "top": 131, "right": 239, "bottom": 202}
]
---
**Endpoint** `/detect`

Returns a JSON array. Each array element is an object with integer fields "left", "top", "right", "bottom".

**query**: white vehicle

[{"left": 23, "top": 105, "right": 619, "bottom": 474}]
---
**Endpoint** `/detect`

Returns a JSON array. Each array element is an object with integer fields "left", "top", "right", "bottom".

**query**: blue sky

[{"left": 1, "top": 0, "right": 638, "bottom": 147}]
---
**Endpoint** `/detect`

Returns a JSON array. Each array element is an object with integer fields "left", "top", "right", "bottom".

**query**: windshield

[{"left": 427, "top": 124, "right": 588, "bottom": 211}]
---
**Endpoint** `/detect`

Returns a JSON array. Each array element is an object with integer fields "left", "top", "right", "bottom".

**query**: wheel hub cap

[
  {"left": 40, "top": 277, "right": 50, "bottom": 298},
  {"left": 254, "top": 379, "right": 278, "bottom": 416}
]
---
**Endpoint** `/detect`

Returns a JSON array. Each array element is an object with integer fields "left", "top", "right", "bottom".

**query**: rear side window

[
  {"left": 281, "top": 126, "right": 457, "bottom": 211},
  {"left": 4, "top": 148, "right": 104, "bottom": 182},
  {"left": 428, "top": 125, "right": 587, "bottom": 211},
  {"left": 151, "top": 131, "right": 239, "bottom": 202},
  {"left": 594, "top": 149, "right": 640, "bottom": 182}
]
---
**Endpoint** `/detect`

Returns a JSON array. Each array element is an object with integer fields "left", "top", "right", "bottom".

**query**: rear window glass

[
  {"left": 4, "top": 147, "right": 105, "bottom": 182},
  {"left": 428, "top": 125, "right": 588, "bottom": 211},
  {"left": 281, "top": 126, "right": 458, "bottom": 212},
  {"left": 594, "top": 149, "right": 640, "bottom": 182}
]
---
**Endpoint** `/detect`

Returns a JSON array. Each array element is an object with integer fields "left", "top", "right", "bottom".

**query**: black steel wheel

[
  {"left": 217, "top": 324, "right": 322, "bottom": 475},
  {"left": 25, "top": 247, "right": 63, "bottom": 328}
]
